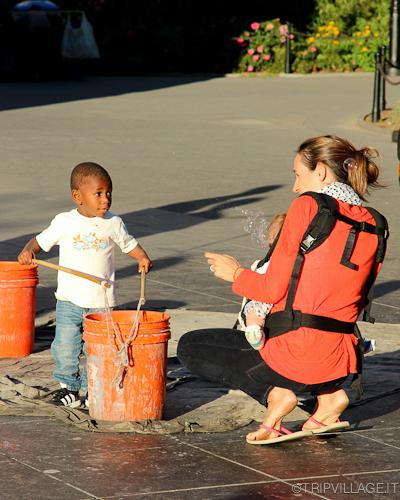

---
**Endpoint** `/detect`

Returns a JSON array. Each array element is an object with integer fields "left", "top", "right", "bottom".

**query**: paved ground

[{"left": 1, "top": 74, "right": 400, "bottom": 499}]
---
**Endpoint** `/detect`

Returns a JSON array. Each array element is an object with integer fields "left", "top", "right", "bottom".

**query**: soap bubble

[{"left": 241, "top": 209, "right": 270, "bottom": 248}]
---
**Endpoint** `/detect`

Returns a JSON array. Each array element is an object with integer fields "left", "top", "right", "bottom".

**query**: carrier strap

[
  {"left": 360, "top": 207, "right": 389, "bottom": 322},
  {"left": 266, "top": 309, "right": 355, "bottom": 338}
]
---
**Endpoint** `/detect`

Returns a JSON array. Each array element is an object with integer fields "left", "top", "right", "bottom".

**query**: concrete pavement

[{"left": 1, "top": 74, "right": 400, "bottom": 499}]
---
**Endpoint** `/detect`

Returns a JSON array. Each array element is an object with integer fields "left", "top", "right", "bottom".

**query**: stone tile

[
  {"left": 107, "top": 480, "right": 315, "bottom": 499},
  {"left": 0, "top": 459, "right": 92, "bottom": 499},
  {"left": 179, "top": 429, "right": 400, "bottom": 481},
  {"left": 0, "top": 418, "right": 170, "bottom": 460},
  {"left": 0, "top": 418, "right": 272, "bottom": 498},
  {"left": 354, "top": 426, "right": 400, "bottom": 448},
  {"left": 14, "top": 441, "right": 271, "bottom": 498},
  {"left": 287, "top": 471, "right": 400, "bottom": 500}
]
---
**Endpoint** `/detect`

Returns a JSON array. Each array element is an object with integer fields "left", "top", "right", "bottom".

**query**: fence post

[
  {"left": 397, "top": 128, "right": 400, "bottom": 186},
  {"left": 285, "top": 22, "right": 292, "bottom": 74},
  {"left": 372, "top": 51, "right": 382, "bottom": 122},
  {"left": 379, "top": 46, "right": 387, "bottom": 112},
  {"left": 389, "top": 0, "right": 400, "bottom": 75}
]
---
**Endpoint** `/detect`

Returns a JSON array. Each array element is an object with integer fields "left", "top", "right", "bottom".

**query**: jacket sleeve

[{"left": 232, "top": 196, "right": 319, "bottom": 304}]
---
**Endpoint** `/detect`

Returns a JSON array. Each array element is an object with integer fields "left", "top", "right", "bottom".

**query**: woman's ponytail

[
  {"left": 297, "top": 136, "right": 382, "bottom": 201},
  {"left": 347, "top": 147, "right": 380, "bottom": 200}
]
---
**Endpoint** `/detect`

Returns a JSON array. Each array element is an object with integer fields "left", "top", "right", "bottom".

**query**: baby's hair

[
  {"left": 297, "top": 135, "right": 381, "bottom": 200},
  {"left": 70, "top": 162, "right": 112, "bottom": 190},
  {"left": 268, "top": 212, "right": 286, "bottom": 245}
]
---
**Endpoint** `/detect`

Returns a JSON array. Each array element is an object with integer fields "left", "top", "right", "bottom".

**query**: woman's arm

[{"left": 232, "top": 196, "right": 318, "bottom": 304}]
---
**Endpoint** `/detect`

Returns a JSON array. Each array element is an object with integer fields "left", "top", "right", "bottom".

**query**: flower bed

[{"left": 235, "top": 1, "right": 390, "bottom": 74}]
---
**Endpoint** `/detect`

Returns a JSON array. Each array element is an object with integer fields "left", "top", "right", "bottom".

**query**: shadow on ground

[{"left": 0, "top": 76, "right": 218, "bottom": 111}]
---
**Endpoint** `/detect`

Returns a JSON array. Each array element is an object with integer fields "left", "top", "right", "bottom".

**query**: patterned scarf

[{"left": 319, "top": 181, "right": 362, "bottom": 206}]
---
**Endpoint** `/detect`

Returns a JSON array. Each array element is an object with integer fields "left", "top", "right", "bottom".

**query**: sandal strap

[
  {"left": 279, "top": 426, "right": 293, "bottom": 435},
  {"left": 259, "top": 424, "right": 283, "bottom": 436},
  {"left": 308, "top": 415, "right": 340, "bottom": 427}
]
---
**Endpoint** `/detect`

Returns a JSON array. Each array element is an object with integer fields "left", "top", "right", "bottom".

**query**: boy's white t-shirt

[{"left": 36, "top": 209, "right": 138, "bottom": 308}]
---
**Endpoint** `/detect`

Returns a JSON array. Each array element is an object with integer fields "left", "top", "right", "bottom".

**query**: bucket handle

[
  {"left": 140, "top": 268, "right": 146, "bottom": 305},
  {"left": 33, "top": 259, "right": 111, "bottom": 288}
]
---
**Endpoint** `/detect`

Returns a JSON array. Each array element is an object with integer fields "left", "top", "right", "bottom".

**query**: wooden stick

[
  {"left": 32, "top": 259, "right": 111, "bottom": 288},
  {"left": 140, "top": 269, "right": 146, "bottom": 304}
]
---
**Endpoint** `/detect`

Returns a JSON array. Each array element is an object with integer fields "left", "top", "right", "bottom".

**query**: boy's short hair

[{"left": 70, "top": 162, "right": 112, "bottom": 190}]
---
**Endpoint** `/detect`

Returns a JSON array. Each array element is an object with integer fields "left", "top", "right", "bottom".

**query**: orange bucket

[
  {"left": 0, "top": 262, "right": 38, "bottom": 358},
  {"left": 83, "top": 310, "right": 170, "bottom": 421}
]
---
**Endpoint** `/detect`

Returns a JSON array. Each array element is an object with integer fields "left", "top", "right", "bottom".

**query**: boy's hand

[
  {"left": 128, "top": 244, "right": 152, "bottom": 273},
  {"left": 138, "top": 257, "right": 152, "bottom": 273},
  {"left": 18, "top": 249, "right": 34, "bottom": 265}
]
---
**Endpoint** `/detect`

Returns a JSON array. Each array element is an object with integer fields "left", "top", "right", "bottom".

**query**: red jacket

[{"left": 232, "top": 195, "right": 381, "bottom": 384}]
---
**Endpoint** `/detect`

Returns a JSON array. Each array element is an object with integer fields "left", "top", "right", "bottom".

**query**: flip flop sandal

[
  {"left": 305, "top": 416, "right": 350, "bottom": 434},
  {"left": 246, "top": 424, "right": 313, "bottom": 445}
]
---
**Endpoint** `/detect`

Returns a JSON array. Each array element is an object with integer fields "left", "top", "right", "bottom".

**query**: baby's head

[
  {"left": 70, "top": 162, "right": 113, "bottom": 218},
  {"left": 267, "top": 213, "right": 286, "bottom": 246}
]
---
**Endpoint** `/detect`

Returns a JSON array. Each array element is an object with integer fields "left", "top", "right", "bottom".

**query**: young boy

[{"left": 18, "top": 162, "right": 151, "bottom": 408}]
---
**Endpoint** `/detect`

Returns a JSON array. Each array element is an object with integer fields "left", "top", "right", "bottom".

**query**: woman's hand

[{"left": 204, "top": 252, "right": 244, "bottom": 282}]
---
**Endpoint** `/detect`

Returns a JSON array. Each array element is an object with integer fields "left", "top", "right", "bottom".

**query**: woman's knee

[{"left": 177, "top": 330, "right": 204, "bottom": 364}]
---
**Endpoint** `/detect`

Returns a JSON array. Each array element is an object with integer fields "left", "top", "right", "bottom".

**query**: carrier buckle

[{"left": 300, "top": 234, "right": 316, "bottom": 253}]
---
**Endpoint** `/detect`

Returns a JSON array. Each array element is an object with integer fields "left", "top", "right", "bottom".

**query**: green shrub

[{"left": 235, "top": 0, "right": 390, "bottom": 73}]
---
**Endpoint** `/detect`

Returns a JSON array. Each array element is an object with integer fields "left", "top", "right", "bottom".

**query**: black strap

[
  {"left": 340, "top": 226, "right": 359, "bottom": 270},
  {"left": 364, "top": 207, "right": 389, "bottom": 263},
  {"left": 299, "top": 192, "right": 337, "bottom": 253},
  {"left": 266, "top": 310, "right": 355, "bottom": 338},
  {"left": 360, "top": 207, "right": 389, "bottom": 322},
  {"left": 350, "top": 324, "right": 365, "bottom": 400},
  {"left": 284, "top": 253, "right": 304, "bottom": 313}
]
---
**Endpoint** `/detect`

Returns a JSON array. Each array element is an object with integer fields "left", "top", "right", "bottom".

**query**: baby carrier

[{"left": 235, "top": 192, "right": 389, "bottom": 396}]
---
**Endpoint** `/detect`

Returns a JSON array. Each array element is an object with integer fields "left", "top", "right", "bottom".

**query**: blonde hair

[
  {"left": 268, "top": 212, "right": 286, "bottom": 246},
  {"left": 297, "top": 135, "right": 381, "bottom": 200}
]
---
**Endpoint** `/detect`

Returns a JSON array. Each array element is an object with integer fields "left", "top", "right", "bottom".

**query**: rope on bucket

[{"left": 101, "top": 269, "right": 147, "bottom": 389}]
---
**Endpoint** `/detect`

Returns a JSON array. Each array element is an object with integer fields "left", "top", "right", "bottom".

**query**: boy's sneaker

[{"left": 50, "top": 387, "right": 81, "bottom": 408}]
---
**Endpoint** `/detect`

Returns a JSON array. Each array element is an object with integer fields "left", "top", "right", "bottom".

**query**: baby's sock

[{"left": 245, "top": 325, "right": 265, "bottom": 350}]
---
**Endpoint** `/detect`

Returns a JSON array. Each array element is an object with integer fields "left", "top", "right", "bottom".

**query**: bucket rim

[
  {"left": 85, "top": 310, "right": 170, "bottom": 325},
  {"left": 0, "top": 261, "right": 38, "bottom": 272}
]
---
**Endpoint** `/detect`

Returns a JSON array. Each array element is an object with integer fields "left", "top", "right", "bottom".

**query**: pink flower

[
  {"left": 263, "top": 54, "right": 271, "bottom": 61},
  {"left": 279, "top": 25, "right": 288, "bottom": 36},
  {"left": 266, "top": 23, "right": 274, "bottom": 30},
  {"left": 247, "top": 48, "right": 255, "bottom": 55},
  {"left": 247, "top": 65, "right": 254, "bottom": 72},
  {"left": 250, "top": 22, "right": 260, "bottom": 31},
  {"left": 236, "top": 37, "right": 244, "bottom": 45},
  {"left": 257, "top": 45, "right": 264, "bottom": 53},
  {"left": 289, "top": 34, "right": 294, "bottom": 40},
  {"left": 310, "top": 46, "right": 317, "bottom": 53},
  {"left": 252, "top": 55, "right": 260, "bottom": 62}
]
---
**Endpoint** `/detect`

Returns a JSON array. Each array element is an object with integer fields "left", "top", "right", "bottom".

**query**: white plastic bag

[{"left": 61, "top": 13, "right": 100, "bottom": 59}]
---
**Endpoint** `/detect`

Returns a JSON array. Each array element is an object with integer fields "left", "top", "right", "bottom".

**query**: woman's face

[{"left": 292, "top": 154, "right": 326, "bottom": 194}]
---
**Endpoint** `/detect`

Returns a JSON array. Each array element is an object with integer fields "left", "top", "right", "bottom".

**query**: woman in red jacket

[{"left": 178, "top": 135, "right": 386, "bottom": 445}]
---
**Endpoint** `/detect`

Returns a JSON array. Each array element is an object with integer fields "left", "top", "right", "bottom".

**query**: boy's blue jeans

[{"left": 51, "top": 300, "right": 104, "bottom": 392}]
